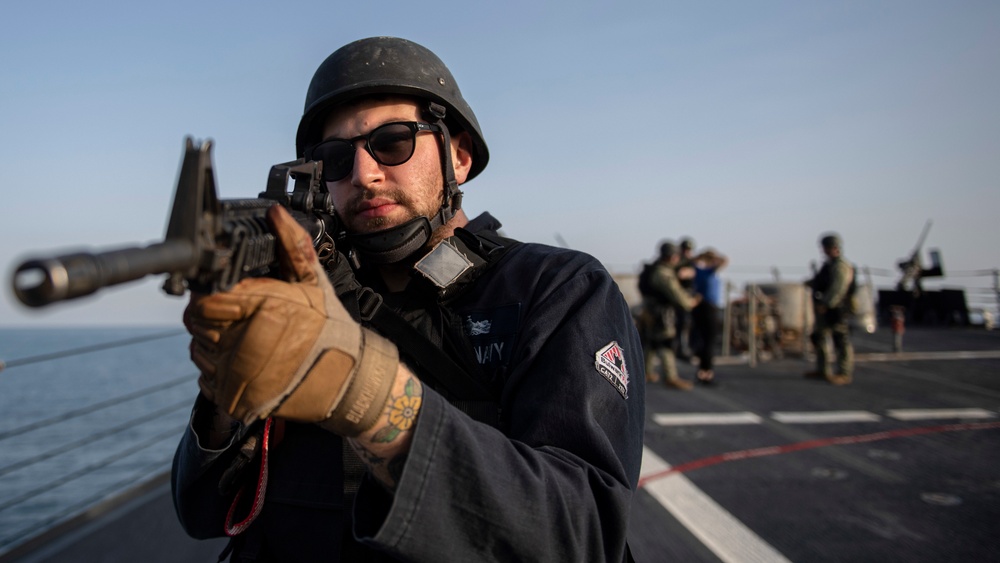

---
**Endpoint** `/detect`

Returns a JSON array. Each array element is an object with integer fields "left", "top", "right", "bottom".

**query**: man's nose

[{"left": 350, "top": 142, "right": 384, "bottom": 186}]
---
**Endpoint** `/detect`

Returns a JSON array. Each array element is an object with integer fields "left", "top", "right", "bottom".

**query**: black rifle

[{"left": 12, "top": 137, "right": 339, "bottom": 308}]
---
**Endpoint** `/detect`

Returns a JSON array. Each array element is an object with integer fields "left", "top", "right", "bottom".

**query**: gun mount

[
  {"left": 879, "top": 219, "right": 969, "bottom": 326},
  {"left": 895, "top": 219, "right": 944, "bottom": 296}
]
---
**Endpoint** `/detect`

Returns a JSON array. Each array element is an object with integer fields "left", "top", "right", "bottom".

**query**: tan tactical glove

[{"left": 185, "top": 205, "right": 398, "bottom": 436}]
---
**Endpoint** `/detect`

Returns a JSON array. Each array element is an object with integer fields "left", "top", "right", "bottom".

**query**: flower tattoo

[
  {"left": 389, "top": 395, "right": 421, "bottom": 430},
  {"left": 373, "top": 377, "right": 422, "bottom": 443}
]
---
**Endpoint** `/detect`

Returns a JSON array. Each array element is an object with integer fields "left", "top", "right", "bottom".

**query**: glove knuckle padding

[{"left": 196, "top": 268, "right": 399, "bottom": 437}]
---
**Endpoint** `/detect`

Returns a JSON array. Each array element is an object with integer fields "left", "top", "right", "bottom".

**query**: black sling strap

[
  {"left": 364, "top": 296, "right": 492, "bottom": 400},
  {"left": 332, "top": 227, "right": 519, "bottom": 402}
]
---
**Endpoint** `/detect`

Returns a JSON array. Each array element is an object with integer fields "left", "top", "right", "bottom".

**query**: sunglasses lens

[
  {"left": 369, "top": 123, "right": 416, "bottom": 166},
  {"left": 308, "top": 122, "right": 425, "bottom": 182},
  {"left": 312, "top": 141, "right": 355, "bottom": 182}
]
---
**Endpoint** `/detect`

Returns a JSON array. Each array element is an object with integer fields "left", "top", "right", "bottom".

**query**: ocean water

[{"left": 0, "top": 326, "right": 198, "bottom": 554}]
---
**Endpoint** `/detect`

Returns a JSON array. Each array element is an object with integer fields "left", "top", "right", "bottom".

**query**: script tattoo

[{"left": 350, "top": 441, "right": 386, "bottom": 468}]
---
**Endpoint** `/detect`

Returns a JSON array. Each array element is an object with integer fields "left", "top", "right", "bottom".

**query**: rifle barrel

[{"left": 12, "top": 239, "right": 197, "bottom": 307}]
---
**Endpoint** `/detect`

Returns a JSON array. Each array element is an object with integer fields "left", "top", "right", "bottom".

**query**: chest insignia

[
  {"left": 463, "top": 303, "right": 520, "bottom": 368},
  {"left": 466, "top": 317, "right": 492, "bottom": 336}
]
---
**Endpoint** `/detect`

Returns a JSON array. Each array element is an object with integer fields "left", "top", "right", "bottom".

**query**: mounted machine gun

[{"left": 896, "top": 219, "right": 944, "bottom": 297}]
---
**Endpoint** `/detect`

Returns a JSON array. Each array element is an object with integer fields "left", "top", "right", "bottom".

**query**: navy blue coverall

[{"left": 172, "top": 213, "right": 646, "bottom": 562}]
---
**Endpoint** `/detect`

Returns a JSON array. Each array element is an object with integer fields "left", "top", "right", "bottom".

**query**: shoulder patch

[{"left": 595, "top": 341, "right": 630, "bottom": 399}]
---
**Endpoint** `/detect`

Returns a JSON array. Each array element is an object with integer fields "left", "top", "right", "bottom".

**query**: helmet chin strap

[{"left": 347, "top": 102, "right": 464, "bottom": 266}]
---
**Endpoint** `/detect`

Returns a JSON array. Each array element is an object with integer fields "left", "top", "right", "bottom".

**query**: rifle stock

[{"left": 12, "top": 137, "right": 337, "bottom": 308}]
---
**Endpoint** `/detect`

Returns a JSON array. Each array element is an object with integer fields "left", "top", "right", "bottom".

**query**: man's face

[{"left": 319, "top": 98, "right": 471, "bottom": 235}]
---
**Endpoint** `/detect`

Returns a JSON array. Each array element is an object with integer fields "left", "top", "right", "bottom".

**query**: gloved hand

[{"left": 185, "top": 205, "right": 399, "bottom": 436}]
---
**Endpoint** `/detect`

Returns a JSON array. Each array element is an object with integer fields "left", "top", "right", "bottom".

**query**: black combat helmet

[
  {"left": 296, "top": 36, "right": 489, "bottom": 181},
  {"left": 296, "top": 37, "right": 489, "bottom": 265},
  {"left": 820, "top": 233, "right": 842, "bottom": 250},
  {"left": 659, "top": 241, "right": 679, "bottom": 260}
]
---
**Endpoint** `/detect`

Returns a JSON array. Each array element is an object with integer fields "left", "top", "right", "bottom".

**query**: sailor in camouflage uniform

[
  {"left": 639, "top": 241, "right": 701, "bottom": 390},
  {"left": 805, "top": 233, "right": 855, "bottom": 386}
]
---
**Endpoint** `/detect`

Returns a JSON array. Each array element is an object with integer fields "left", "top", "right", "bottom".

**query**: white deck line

[
  {"left": 771, "top": 411, "right": 881, "bottom": 424},
  {"left": 856, "top": 350, "right": 1000, "bottom": 362},
  {"left": 640, "top": 446, "right": 791, "bottom": 563},
  {"left": 653, "top": 412, "right": 763, "bottom": 426},
  {"left": 886, "top": 408, "right": 997, "bottom": 421}
]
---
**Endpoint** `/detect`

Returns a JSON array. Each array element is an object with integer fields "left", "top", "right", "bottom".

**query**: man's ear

[{"left": 451, "top": 131, "right": 474, "bottom": 185}]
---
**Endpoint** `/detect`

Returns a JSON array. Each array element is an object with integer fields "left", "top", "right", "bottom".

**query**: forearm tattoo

[
  {"left": 348, "top": 375, "right": 421, "bottom": 490},
  {"left": 374, "top": 376, "right": 422, "bottom": 443}
]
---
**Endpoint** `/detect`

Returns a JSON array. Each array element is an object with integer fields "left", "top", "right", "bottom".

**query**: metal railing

[{"left": 0, "top": 329, "right": 195, "bottom": 557}]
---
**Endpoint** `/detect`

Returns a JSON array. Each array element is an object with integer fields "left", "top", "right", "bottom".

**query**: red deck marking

[{"left": 639, "top": 420, "right": 1000, "bottom": 488}]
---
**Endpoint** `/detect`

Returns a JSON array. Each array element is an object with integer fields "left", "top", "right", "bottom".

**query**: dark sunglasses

[{"left": 305, "top": 121, "right": 442, "bottom": 182}]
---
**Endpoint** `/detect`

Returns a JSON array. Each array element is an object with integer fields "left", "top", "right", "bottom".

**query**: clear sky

[{"left": 2, "top": 0, "right": 997, "bottom": 326}]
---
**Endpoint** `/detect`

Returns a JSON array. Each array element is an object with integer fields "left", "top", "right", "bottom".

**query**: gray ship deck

[{"left": 4, "top": 326, "right": 999, "bottom": 562}]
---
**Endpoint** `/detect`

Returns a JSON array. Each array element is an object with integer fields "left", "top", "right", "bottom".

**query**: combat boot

[
  {"left": 664, "top": 378, "right": 693, "bottom": 391},
  {"left": 696, "top": 370, "right": 716, "bottom": 386},
  {"left": 826, "top": 374, "right": 852, "bottom": 386}
]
